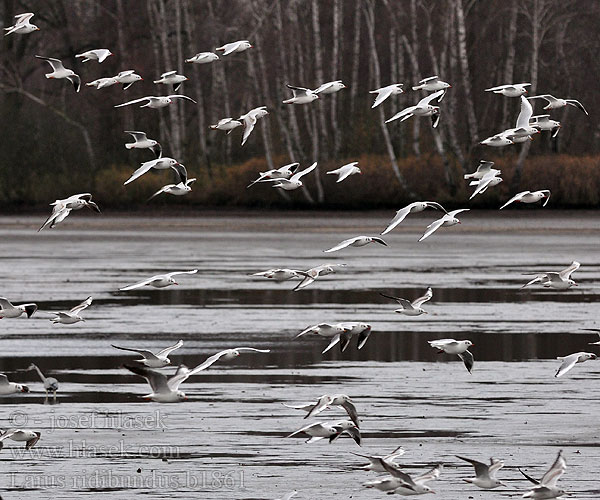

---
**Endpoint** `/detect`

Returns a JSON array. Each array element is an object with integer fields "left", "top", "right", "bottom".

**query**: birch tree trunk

[
  {"left": 349, "top": 1, "right": 362, "bottom": 115},
  {"left": 330, "top": 0, "right": 342, "bottom": 157},
  {"left": 502, "top": 0, "right": 518, "bottom": 129}
]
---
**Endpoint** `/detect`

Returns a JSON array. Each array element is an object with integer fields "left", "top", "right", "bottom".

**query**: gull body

[
  {"left": 530, "top": 115, "right": 561, "bottom": 137},
  {"left": 485, "top": 82, "right": 531, "bottom": 97},
  {"left": 380, "top": 287, "right": 432, "bottom": 316},
  {"left": 123, "top": 157, "right": 184, "bottom": 185},
  {"left": 326, "top": 162, "right": 361, "bottom": 183},
  {"left": 239, "top": 106, "right": 268, "bottom": 146},
  {"left": 27, "top": 364, "right": 58, "bottom": 403},
  {"left": 186, "top": 52, "right": 219, "bottom": 64},
  {"left": 500, "top": 190, "right": 550, "bottom": 209},
  {"left": 381, "top": 201, "right": 448, "bottom": 235},
  {"left": 86, "top": 77, "right": 119, "bottom": 89},
  {"left": 0, "top": 429, "right": 41, "bottom": 450},
  {"left": 148, "top": 165, "right": 195, "bottom": 200},
  {"left": 469, "top": 170, "right": 503, "bottom": 199},
  {"left": 35, "top": 56, "right": 80, "bottom": 92},
  {"left": 114, "top": 70, "right": 143, "bottom": 90},
  {"left": 480, "top": 133, "right": 514, "bottom": 147},
  {"left": 0, "top": 298, "right": 37, "bottom": 319},
  {"left": 412, "top": 75, "right": 451, "bottom": 92},
  {"left": 120, "top": 270, "right": 198, "bottom": 291},
  {"left": 521, "top": 261, "right": 580, "bottom": 290},
  {"left": 324, "top": 235, "right": 387, "bottom": 253},
  {"left": 283, "top": 84, "right": 319, "bottom": 104},
  {"left": 0, "top": 373, "right": 29, "bottom": 395},
  {"left": 370, "top": 83, "right": 404, "bottom": 108},
  {"left": 50, "top": 296, "right": 92, "bottom": 324},
  {"left": 153, "top": 71, "right": 188, "bottom": 92},
  {"left": 287, "top": 420, "right": 360, "bottom": 445},
  {"left": 210, "top": 118, "right": 243, "bottom": 134},
  {"left": 269, "top": 162, "right": 317, "bottom": 191},
  {"left": 112, "top": 340, "right": 183, "bottom": 368},
  {"left": 124, "top": 131, "right": 162, "bottom": 157},
  {"left": 555, "top": 352, "right": 596, "bottom": 378},
  {"left": 247, "top": 162, "right": 299, "bottom": 188},
  {"left": 294, "top": 263, "right": 346, "bottom": 291},
  {"left": 457, "top": 455, "right": 505, "bottom": 489},
  {"left": 4, "top": 13, "right": 39, "bottom": 36},
  {"left": 386, "top": 89, "right": 445, "bottom": 127},
  {"left": 216, "top": 40, "right": 252, "bottom": 56},
  {"left": 75, "top": 49, "right": 113, "bottom": 63},
  {"left": 124, "top": 347, "right": 269, "bottom": 402},
  {"left": 115, "top": 95, "right": 196, "bottom": 109},
  {"left": 418, "top": 209, "right": 469, "bottom": 242},
  {"left": 251, "top": 268, "right": 307, "bottom": 282},
  {"left": 429, "top": 339, "right": 474, "bottom": 373},
  {"left": 314, "top": 80, "right": 346, "bottom": 94},
  {"left": 528, "top": 94, "right": 588, "bottom": 115}
]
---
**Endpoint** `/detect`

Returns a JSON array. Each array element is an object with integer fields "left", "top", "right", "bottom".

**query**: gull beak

[
  {"left": 573, "top": 282, "right": 579, "bottom": 287},
  {"left": 140, "top": 77, "right": 144, "bottom": 81},
  {"left": 35, "top": 27, "right": 40, "bottom": 31},
  {"left": 21, "top": 386, "right": 30, "bottom": 393},
  {"left": 185, "top": 77, "right": 189, "bottom": 81},
  {"left": 174, "top": 282, "right": 179, "bottom": 285},
  {"left": 249, "top": 45, "right": 254, "bottom": 48},
  {"left": 457, "top": 221, "right": 461, "bottom": 224}
]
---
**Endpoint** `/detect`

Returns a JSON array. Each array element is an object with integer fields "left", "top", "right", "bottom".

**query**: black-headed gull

[
  {"left": 115, "top": 95, "right": 196, "bottom": 109},
  {"left": 521, "top": 261, "right": 580, "bottom": 290},
  {"left": 50, "top": 296, "right": 92, "bottom": 324},
  {"left": 412, "top": 76, "right": 451, "bottom": 93},
  {"left": 0, "top": 429, "right": 41, "bottom": 450},
  {"left": 380, "top": 287, "right": 432, "bottom": 316},
  {"left": 35, "top": 55, "right": 81, "bottom": 92},
  {"left": 27, "top": 364, "right": 58, "bottom": 403},
  {"left": 210, "top": 118, "right": 243, "bottom": 134},
  {"left": 125, "top": 131, "right": 162, "bottom": 158},
  {"left": 124, "top": 347, "right": 269, "bottom": 402},
  {"left": 480, "top": 134, "right": 514, "bottom": 147},
  {"left": 153, "top": 71, "right": 188, "bottom": 92},
  {"left": 75, "top": 49, "right": 113, "bottom": 63},
  {"left": 464, "top": 160, "right": 496, "bottom": 180},
  {"left": 148, "top": 164, "right": 195, "bottom": 200},
  {"left": 287, "top": 420, "right": 360, "bottom": 445},
  {"left": 251, "top": 268, "right": 307, "bottom": 282},
  {"left": 370, "top": 84, "right": 404, "bottom": 108},
  {"left": 428, "top": 339, "right": 474, "bottom": 373},
  {"left": 555, "top": 352, "right": 596, "bottom": 378},
  {"left": 123, "top": 157, "right": 184, "bottom": 185},
  {"left": 216, "top": 40, "right": 252, "bottom": 56},
  {"left": 268, "top": 162, "right": 317, "bottom": 191},
  {"left": 326, "top": 162, "right": 361, "bottom": 183},
  {"left": 111, "top": 340, "right": 183, "bottom": 368},
  {"left": 296, "top": 323, "right": 350, "bottom": 354},
  {"left": 284, "top": 394, "right": 360, "bottom": 427},
  {"left": 528, "top": 94, "right": 588, "bottom": 115},
  {"left": 485, "top": 82, "right": 531, "bottom": 97},
  {"left": 381, "top": 201, "right": 448, "bottom": 235},
  {"left": 418, "top": 209, "right": 469, "bottom": 242},
  {"left": 239, "top": 106, "right": 268, "bottom": 146},
  {"left": 120, "top": 270, "right": 198, "bottom": 291},
  {"left": 283, "top": 85, "right": 319, "bottom": 105},
  {"left": 386, "top": 89, "right": 445, "bottom": 127},
  {"left": 4, "top": 12, "right": 39, "bottom": 36},
  {"left": 530, "top": 115, "right": 561, "bottom": 138},
  {"left": 469, "top": 169, "right": 503, "bottom": 199},
  {"left": 247, "top": 163, "right": 299, "bottom": 188},
  {"left": 0, "top": 374, "right": 29, "bottom": 394},
  {"left": 86, "top": 77, "right": 119, "bottom": 89},
  {"left": 293, "top": 263, "right": 346, "bottom": 291},
  {"left": 186, "top": 52, "right": 219, "bottom": 64},
  {"left": 324, "top": 235, "right": 387, "bottom": 253},
  {"left": 39, "top": 193, "right": 101, "bottom": 231},
  {"left": 351, "top": 446, "right": 405, "bottom": 472},
  {"left": 456, "top": 455, "right": 505, "bottom": 489},
  {"left": 520, "top": 450, "right": 568, "bottom": 499},
  {"left": 0, "top": 298, "right": 37, "bottom": 319},
  {"left": 364, "top": 460, "right": 442, "bottom": 494},
  {"left": 314, "top": 80, "right": 346, "bottom": 94},
  {"left": 500, "top": 190, "right": 550, "bottom": 209},
  {"left": 337, "top": 322, "right": 372, "bottom": 351},
  {"left": 114, "top": 70, "right": 143, "bottom": 90}
]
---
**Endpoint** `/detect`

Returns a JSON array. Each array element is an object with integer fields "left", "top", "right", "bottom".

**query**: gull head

[
  {"left": 176, "top": 391, "right": 186, "bottom": 401},
  {"left": 464, "top": 340, "right": 474, "bottom": 348},
  {"left": 568, "top": 279, "right": 578, "bottom": 287},
  {"left": 168, "top": 277, "right": 178, "bottom": 286},
  {"left": 19, "top": 384, "right": 30, "bottom": 393}
]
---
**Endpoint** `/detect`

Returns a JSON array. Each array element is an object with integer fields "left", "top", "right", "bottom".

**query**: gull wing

[
  {"left": 528, "top": 94, "right": 557, "bottom": 103},
  {"left": 540, "top": 190, "right": 551, "bottom": 206},
  {"left": 15, "top": 13, "right": 35, "bottom": 24},
  {"left": 291, "top": 162, "right": 317, "bottom": 182},
  {"left": 447, "top": 208, "right": 470, "bottom": 218},
  {"left": 489, "top": 458, "right": 505, "bottom": 476},
  {"left": 424, "top": 201, "right": 449, "bottom": 214},
  {"left": 379, "top": 460, "right": 417, "bottom": 490},
  {"left": 540, "top": 450, "right": 566, "bottom": 487},
  {"left": 458, "top": 350, "right": 474, "bottom": 373},
  {"left": 521, "top": 274, "right": 547, "bottom": 289},
  {"left": 559, "top": 261, "right": 580, "bottom": 280},
  {"left": 156, "top": 340, "right": 184, "bottom": 358},
  {"left": 418, "top": 217, "right": 446, "bottom": 242},
  {"left": 415, "top": 463, "right": 443, "bottom": 484},
  {"left": 38, "top": 205, "right": 65, "bottom": 232},
  {"left": 167, "top": 95, "right": 197, "bottom": 103},
  {"left": 305, "top": 395, "right": 333, "bottom": 419},
  {"left": 412, "top": 287, "right": 433, "bottom": 308},
  {"left": 565, "top": 99, "right": 588, "bottom": 115},
  {"left": 555, "top": 354, "right": 579, "bottom": 378},
  {"left": 340, "top": 400, "right": 360, "bottom": 427},
  {"left": 35, "top": 55, "right": 65, "bottom": 72},
  {"left": 171, "top": 163, "right": 188, "bottom": 185},
  {"left": 286, "top": 422, "right": 321, "bottom": 438},
  {"left": 119, "top": 275, "right": 162, "bottom": 291},
  {"left": 67, "top": 74, "right": 81, "bottom": 92},
  {"left": 456, "top": 456, "right": 490, "bottom": 479},
  {"left": 335, "top": 165, "right": 357, "bottom": 183},
  {"left": 314, "top": 81, "right": 339, "bottom": 93},
  {"left": 519, "top": 467, "right": 541, "bottom": 485},
  {"left": 381, "top": 204, "right": 413, "bottom": 235},
  {"left": 117, "top": 70, "right": 135, "bottom": 77},
  {"left": 371, "top": 86, "right": 396, "bottom": 108},
  {"left": 247, "top": 171, "right": 274, "bottom": 188},
  {"left": 322, "top": 334, "right": 341, "bottom": 353},
  {"left": 112, "top": 345, "right": 161, "bottom": 362},
  {"left": 124, "top": 159, "right": 161, "bottom": 185},
  {"left": 161, "top": 70, "right": 177, "bottom": 78},
  {"left": 166, "top": 269, "right": 198, "bottom": 279},
  {"left": 114, "top": 97, "right": 151, "bottom": 108},
  {"left": 124, "top": 363, "right": 170, "bottom": 394},
  {"left": 379, "top": 292, "right": 412, "bottom": 309},
  {"left": 385, "top": 105, "right": 416, "bottom": 123},
  {"left": 419, "top": 76, "right": 439, "bottom": 83},
  {"left": 125, "top": 131, "right": 148, "bottom": 142},
  {"left": 287, "top": 84, "right": 310, "bottom": 97},
  {"left": 69, "top": 296, "right": 92, "bottom": 315},
  {"left": 418, "top": 89, "right": 446, "bottom": 106},
  {"left": 339, "top": 426, "right": 361, "bottom": 446},
  {"left": 516, "top": 96, "right": 533, "bottom": 129},
  {"left": 500, "top": 191, "right": 529, "bottom": 209},
  {"left": 0, "top": 373, "right": 10, "bottom": 387},
  {"left": 294, "top": 275, "right": 315, "bottom": 291},
  {"left": 241, "top": 114, "right": 257, "bottom": 146},
  {"left": 470, "top": 173, "right": 497, "bottom": 199},
  {"left": 147, "top": 185, "right": 172, "bottom": 201},
  {"left": 324, "top": 237, "right": 360, "bottom": 253}
]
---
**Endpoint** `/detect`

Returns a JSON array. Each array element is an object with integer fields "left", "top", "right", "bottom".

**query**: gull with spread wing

[
  {"left": 287, "top": 420, "right": 360, "bottom": 445},
  {"left": 351, "top": 446, "right": 405, "bottom": 472},
  {"left": 456, "top": 455, "right": 505, "bottom": 489},
  {"left": 428, "top": 339, "right": 474, "bottom": 373},
  {"left": 365, "top": 460, "right": 443, "bottom": 495},
  {"left": 418, "top": 209, "right": 469, "bottom": 242},
  {"left": 153, "top": 71, "right": 188, "bottom": 92},
  {"left": 370, "top": 83, "right": 404, "bottom": 108},
  {"left": 75, "top": 49, "right": 113, "bottom": 63},
  {"left": 293, "top": 263, "right": 346, "bottom": 291},
  {"left": 528, "top": 94, "right": 588, "bottom": 115},
  {"left": 112, "top": 340, "right": 184, "bottom": 368},
  {"left": 239, "top": 106, "right": 268, "bottom": 146},
  {"left": 216, "top": 40, "right": 252, "bottom": 56},
  {"left": 469, "top": 169, "right": 503, "bottom": 199},
  {"left": 210, "top": 117, "right": 243, "bottom": 134},
  {"left": 251, "top": 268, "right": 308, "bottom": 282},
  {"left": 381, "top": 201, "right": 448, "bottom": 235},
  {"left": 530, "top": 115, "right": 561, "bottom": 138},
  {"left": 4, "top": 13, "right": 39, "bottom": 36},
  {"left": 124, "top": 131, "right": 162, "bottom": 158},
  {"left": 0, "top": 298, "right": 37, "bottom": 319},
  {"left": 521, "top": 261, "right": 580, "bottom": 290},
  {"left": 385, "top": 89, "right": 445, "bottom": 127},
  {"left": 124, "top": 347, "right": 269, "bottom": 402},
  {"left": 124, "top": 157, "right": 185, "bottom": 185},
  {"left": 412, "top": 75, "right": 451, "bottom": 93},
  {"left": 326, "top": 162, "right": 361, "bottom": 183},
  {"left": 120, "top": 270, "right": 198, "bottom": 291},
  {"left": 380, "top": 287, "right": 432, "bottom": 316},
  {"left": 284, "top": 394, "right": 360, "bottom": 427},
  {"left": 500, "top": 190, "right": 551, "bottom": 209},
  {"left": 555, "top": 352, "right": 596, "bottom": 378},
  {"left": 247, "top": 163, "right": 299, "bottom": 188},
  {"left": 464, "top": 160, "right": 497, "bottom": 180},
  {"left": 0, "top": 429, "right": 41, "bottom": 451},
  {"left": 485, "top": 82, "right": 530, "bottom": 97},
  {"left": 314, "top": 80, "right": 346, "bottom": 94},
  {"left": 39, "top": 193, "right": 101, "bottom": 231},
  {"left": 148, "top": 165, "right": 196, "bottom": 201},
  {"left": 35, "top": 56, "right": 81, "bottom": 92},
  {"left": 115, "top": 95, "right": 196, "bottom": 109},
  {"left": 520, "top": 450, "right": 568, "bottom": 499},
  {"left": 283, "top": 84, "right": 319, "bottom": 105},
  {"left": 324, "top": 235, "right": 387, "bottom": 253},
  {"left": 186, "top": 52, "right": 219, "bottom": 64},
  {"left": 49, "top": 296, "right": 92, "bottom": 324},
  {"left": 86, "top": 77, "right": 119, "bottom": 89},
  {"left": 268, "top": 162, "right": 317, "bottom": 191},
  {"left": 0, "top": 373, "right": 29, "bottom": 395},
  {"left": 114, "top": 70, "right": 143, "bottom": 90}
]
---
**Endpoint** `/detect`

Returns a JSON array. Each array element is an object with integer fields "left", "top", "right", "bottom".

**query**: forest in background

[{"left": 1, "top": 0, "right": 599, "bottom": 209}]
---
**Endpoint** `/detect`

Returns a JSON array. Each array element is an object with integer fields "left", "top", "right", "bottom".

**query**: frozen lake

[{"left": 0, "top": 210, "right": 599, "bottom": 499}]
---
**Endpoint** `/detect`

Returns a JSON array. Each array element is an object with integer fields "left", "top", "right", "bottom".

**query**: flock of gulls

[{"left": 1, "top": 10, "right": 595, "bottom": 499}]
